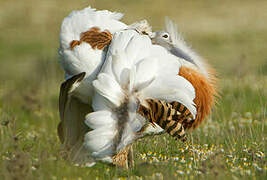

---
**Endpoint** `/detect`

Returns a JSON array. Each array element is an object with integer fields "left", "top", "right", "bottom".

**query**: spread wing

[
  {"left": 58, "top": 72, "right": 93, "bottom": 163},
  {"left": 59, "top": 6, "right": 127, "bottom": 77},
  {"left": 58, "top": 6, "right": 128, "bottom": 103}
]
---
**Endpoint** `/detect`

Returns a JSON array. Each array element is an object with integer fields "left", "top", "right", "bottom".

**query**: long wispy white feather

[{"left": 164, "top": 17, "right": 209, "bottom": 78}]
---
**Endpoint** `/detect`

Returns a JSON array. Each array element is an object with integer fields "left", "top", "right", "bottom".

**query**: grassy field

[{"left": 0, "top": 0, "right": 266, "bottom": 179}]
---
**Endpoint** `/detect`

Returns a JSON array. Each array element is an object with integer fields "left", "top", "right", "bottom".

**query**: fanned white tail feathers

[{"left": 84, "top": 30, "right": 197, "bottom": 162}]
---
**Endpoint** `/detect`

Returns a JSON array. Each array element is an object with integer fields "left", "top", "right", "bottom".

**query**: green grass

[{"left": 0, "top": 0, "right": 266, "bottom": 179}]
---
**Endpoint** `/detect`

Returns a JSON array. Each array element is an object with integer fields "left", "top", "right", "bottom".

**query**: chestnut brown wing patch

[{"left": 70, "top": 27, "right": 112, "bottom": 50}]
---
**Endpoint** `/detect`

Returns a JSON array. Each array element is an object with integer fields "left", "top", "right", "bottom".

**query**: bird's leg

[
  {"left": 127, "top": 145, "right": 134, "bottom": 168},
  {"left": 112, "top": 145, "right": 134, "bottom": 169}
]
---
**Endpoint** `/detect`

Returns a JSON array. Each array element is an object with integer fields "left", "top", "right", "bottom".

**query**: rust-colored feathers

[
  {"left": 179, "top": 66, "right": 217, "bottom": 129},
  {"left": 137, "top": 65, "right": 217, "bottom": 139},
  {"left": 70, "top": 27, "right": 112, "bottom": 50}
]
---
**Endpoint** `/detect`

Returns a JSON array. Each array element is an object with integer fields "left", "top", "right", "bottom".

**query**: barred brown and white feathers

[{"left": 138, "top": 99, "right": 194, "bottom": 142}]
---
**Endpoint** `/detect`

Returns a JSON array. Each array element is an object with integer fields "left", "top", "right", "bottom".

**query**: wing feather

[{"left": 58, "top": 72, "right": 93, "bottom": 163}]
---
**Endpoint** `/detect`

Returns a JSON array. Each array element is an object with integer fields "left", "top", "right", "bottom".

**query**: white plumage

[
  {"left": 57, "top": 6, "right": 156, "bottom": 164},
  {"left": 58, "top": 7, "right": 152, "bottom": 104},
  {"left": 83, "top": 30, "right": 196, "bottom": 162},
  {"left": 58, "top": 7, "right": 127, "bottom": 104}
]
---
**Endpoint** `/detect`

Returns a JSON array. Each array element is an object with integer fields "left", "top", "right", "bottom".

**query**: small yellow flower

[{"left": 243, "top": 162, "right": 249, "bottom": 166}]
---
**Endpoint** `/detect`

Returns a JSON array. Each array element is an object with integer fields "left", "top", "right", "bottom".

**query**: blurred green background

[{"left": 0, "top": 0, "right": 266, "bottom": 179}]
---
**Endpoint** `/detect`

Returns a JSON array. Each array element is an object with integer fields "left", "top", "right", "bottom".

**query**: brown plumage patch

[
  {"left": 112, "top": 145, "right": 132, "bottom": 169},
  {"left": 178, "top": 66, "right": 218, "bottom": 129},
  {"left": 70, "top": 27, "right": 112, "bottom": 50}
]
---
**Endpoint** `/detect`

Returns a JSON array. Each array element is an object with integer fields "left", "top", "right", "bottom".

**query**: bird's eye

[{"left": 162, "top": 34, "right": 169, "bottom": 38}]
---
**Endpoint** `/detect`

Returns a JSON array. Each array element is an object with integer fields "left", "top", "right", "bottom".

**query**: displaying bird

[{"left": 57, "top": 6, "right": 217, "bottom": 168}]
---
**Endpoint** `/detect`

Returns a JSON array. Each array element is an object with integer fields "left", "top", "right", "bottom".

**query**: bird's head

[{"left": 150, "top": 31, "right": 172, "bottom": 48}]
